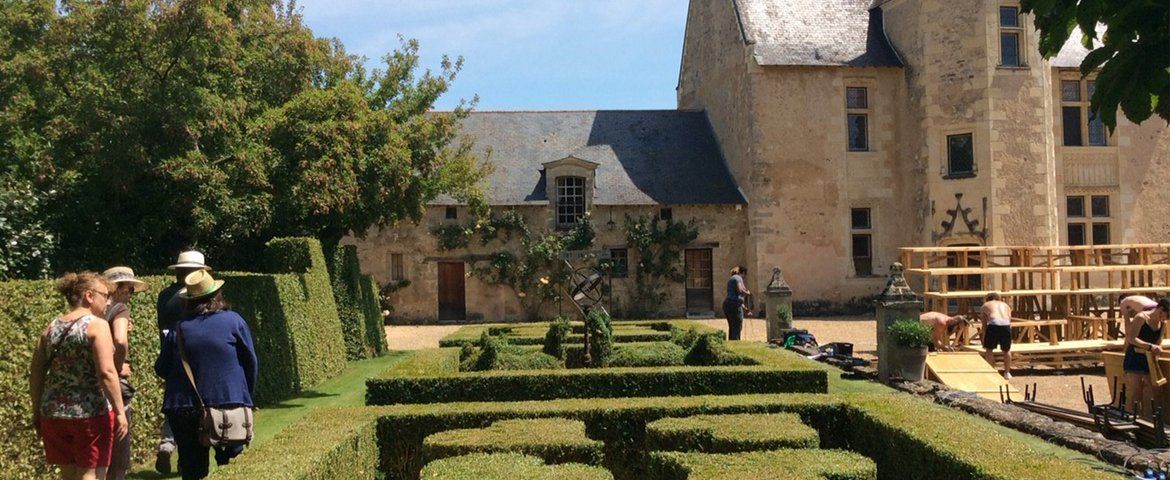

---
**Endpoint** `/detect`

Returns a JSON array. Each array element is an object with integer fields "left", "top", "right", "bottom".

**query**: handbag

[{"left": 176, "top": 322, "right": 254, "bottom": 447}]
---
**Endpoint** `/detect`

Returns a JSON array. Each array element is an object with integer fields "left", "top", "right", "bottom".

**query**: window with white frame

[
  {"left": 1061, "top": 78, "right": 1107, "bottom": 146},
  {"left": 846, "top": 86, "right": 869, "bottom": 152},
  {"left": 1065, "top": 194, "right": 1111, "bottom": 246},
  {"left": 556, "top": 176, "right": 586, "bottom": 228},
  {"left": 999, "top": 6, "right": 1023, "bottom": 67}
]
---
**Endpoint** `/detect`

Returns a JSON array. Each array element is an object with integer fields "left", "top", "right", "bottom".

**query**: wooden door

[
  {"left": 684, "top": 249, "right": 714, "bottom": 314},
  {"left": 437, "top": 262, "right": 466, "bottom": 321}
]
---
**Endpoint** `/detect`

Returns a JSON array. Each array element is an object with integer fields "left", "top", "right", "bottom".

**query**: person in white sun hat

[
  {"left": 101, "top": 266, "right": 149, "bottom": 480},
  {"left": 155, "top": 270, "right": 257, "bottom": 480},
  {"left": 153, "top": 251, "right": 210, "bottom": 474}
]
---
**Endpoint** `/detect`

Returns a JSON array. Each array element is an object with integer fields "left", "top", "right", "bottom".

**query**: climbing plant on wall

[
  {"left": 433, "top": 209, "right": 595, "bottom": 316},
  {"left": 624, "top": 214, "right": 699, "bottom": 317}
]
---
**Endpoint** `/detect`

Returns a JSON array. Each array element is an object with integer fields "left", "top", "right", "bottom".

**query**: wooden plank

[
  {"left": 925, "top": 352, "right": 1018, "bottom": 398},
  {"left": 925, "top": 286, "right": 1170, "bottom": 299}
]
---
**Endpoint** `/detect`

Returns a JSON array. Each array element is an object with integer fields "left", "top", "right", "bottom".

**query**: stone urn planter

[{"left": 887, "top": 319, "right": 933, "bottom": 381}]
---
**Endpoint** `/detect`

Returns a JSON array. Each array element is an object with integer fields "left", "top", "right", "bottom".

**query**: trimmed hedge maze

[{"left": 211, "top": 393, "right": 1120, "bottom": 479}]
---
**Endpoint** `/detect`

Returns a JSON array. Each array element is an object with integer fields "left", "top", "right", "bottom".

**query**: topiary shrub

[
  {"left": 585, "top": 308, "right": 613, "bottom": 367},
  {"left": 544, "top": 316, "right": 571, "bottom": 359},
  {"left": 888, "top": 319, "right": 932, "bottom": 348}
]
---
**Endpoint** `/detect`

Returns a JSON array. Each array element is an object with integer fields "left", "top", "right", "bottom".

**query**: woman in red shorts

[{"left": 29, "top": 272, "right": 129, "bottom": 480}]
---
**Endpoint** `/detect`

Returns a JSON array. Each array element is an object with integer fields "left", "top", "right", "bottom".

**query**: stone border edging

[{"left": 889, "top": 380, "right": 1170, "bottom": 472}]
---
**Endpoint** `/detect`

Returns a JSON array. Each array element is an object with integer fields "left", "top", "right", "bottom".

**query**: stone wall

[{"left": 346, "top": 204, "right": 747, "bottom": 323}]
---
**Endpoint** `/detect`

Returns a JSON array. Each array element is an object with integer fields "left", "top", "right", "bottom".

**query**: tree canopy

[
  {"left": 1021, "top": 0, "right": 1170, "bottom": 130},
  {"left": 0, "top": 0, "right": 488, "bottom": 275}
]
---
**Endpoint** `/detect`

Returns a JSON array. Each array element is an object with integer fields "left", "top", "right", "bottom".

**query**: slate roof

[
  {"left": 434, "top": 111, "right": 747, "bottom": 206},
  {"left": 733, "top": 0, "right": 902, "bottom": 67}
]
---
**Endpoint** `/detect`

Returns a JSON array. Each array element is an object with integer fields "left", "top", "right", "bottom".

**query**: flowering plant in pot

[{"left": 887, "top": 319, "right": 933, "bottom": 381}]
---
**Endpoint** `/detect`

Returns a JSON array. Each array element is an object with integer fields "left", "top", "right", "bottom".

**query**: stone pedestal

[
  {"left": 875, "top": 263, "right": 923, "bottom": 383},
  {"left": 764, "top": 267, "right": 793, "bottom": 342}
]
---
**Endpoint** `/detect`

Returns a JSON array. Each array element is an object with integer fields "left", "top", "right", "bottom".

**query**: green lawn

[{"left": 127, "top": 352, "right": 406, "bottom": 479}]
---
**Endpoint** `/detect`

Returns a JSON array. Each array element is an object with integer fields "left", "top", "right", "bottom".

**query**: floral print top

[{"left": 39, "top": 315, "right": 111, "bottom": 419}]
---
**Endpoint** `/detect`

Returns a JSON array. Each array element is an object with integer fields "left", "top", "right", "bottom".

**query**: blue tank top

[{"left": 726, "top": 275, "right": 744, "bottom": 305}]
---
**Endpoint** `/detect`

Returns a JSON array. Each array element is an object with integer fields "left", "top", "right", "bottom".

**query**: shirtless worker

[
  {"left": 980, "top": 292, "right": 1014, "bottom": 379},
  {"left": 1120, "top": 294, "right": 1159, "bottom": 334},
  {"left": 918, "top": 312, "right": 969, "bottom": 352}
]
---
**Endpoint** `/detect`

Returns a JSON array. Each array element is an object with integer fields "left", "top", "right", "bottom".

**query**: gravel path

[{"left": 385, "top": 325, "right": 462, "bottom": 350}]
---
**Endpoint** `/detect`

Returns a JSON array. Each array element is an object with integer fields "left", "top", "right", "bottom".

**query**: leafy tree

[
  {"left": 0, "top": 0, "right": 487, "bottom": 273},
  {"left": 0, "top": 176, "right": 55, "bottom": 280},
  {"left": 1021, "top": 0, "right": 1169, "bottom": 130}
]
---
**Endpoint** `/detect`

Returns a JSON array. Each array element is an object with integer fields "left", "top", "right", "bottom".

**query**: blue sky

[{"left": 294, "top": 0, "right": 689, "bottom": 111}]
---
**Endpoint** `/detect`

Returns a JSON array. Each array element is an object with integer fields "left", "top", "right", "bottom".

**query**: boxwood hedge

[
  {"left": 325, "top": 244, "right": 386, "bottom": 361},
  {"left": 209, "top": 409, "right": 381, "bottom": 479},
  {"left": 368, "top": 345, "right": 825, "bottom": 405},
  {"left": 420, "top": 453, "right": 613, "bottom": 480},
  {"left": 647, "top": 449, "right": 876, "bottom": 480},
  {"left": 423, "top": 418, "right": 603, "bottom": 465},
  {"left": 645, "top": 413, "right": 818, "bottom": 453},
  {"left": 264, "top": 237, "right": 348, "bottom": 391},
  {"left": 438, "top": 320, "right": 721, "bottom": 348}
]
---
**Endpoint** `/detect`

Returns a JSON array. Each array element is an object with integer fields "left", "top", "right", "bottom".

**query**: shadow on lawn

[{"left": 260, "top": 389, "right": 339, "bottom": 409}]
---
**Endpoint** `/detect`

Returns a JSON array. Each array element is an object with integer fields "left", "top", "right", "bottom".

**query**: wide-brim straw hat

[
  {"left": 168, "top": 250, "right": 212, "bottom": 271},
  {"left": 102, "top": 266, "right": 149, "bottom": 293},
  {"left": 179, "top": 270, "right": 225, "bottom": 299}
]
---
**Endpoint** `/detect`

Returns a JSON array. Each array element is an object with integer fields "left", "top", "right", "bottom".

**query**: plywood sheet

[{"left": 926, "top": 352, "right": 1018, "bottom": 401}]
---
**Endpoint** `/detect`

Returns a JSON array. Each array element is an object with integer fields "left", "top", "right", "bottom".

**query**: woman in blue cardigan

[{"left": 155, "top": 271, "right": 257, "bottom": 480}]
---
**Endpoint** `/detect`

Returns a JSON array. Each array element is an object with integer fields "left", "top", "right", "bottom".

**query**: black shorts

[{"left": 983, "top": 324, "right": 1012, "bottom": 352}]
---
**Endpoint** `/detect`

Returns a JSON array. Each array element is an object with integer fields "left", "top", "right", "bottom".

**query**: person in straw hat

[
  {"left": 153, "top": 250, "right": 210, "bottom": 473},
  {"left": 101, "top": 267, "right": 148, "bottom": 480},
  {"left": 154, "top": 270, "right": 257, "bottom": 480}
]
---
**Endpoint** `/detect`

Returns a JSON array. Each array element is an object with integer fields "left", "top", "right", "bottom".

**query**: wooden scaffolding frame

[{"left": 900, "top": 243, "right": 1170, "bottom": 367}]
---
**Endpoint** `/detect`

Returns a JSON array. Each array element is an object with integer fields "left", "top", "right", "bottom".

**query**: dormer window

[{"left": 556, "top": 176, "right": 586, "bottom": 228}]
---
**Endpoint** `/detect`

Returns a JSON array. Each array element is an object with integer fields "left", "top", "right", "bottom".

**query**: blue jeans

[{"left": 165, "top": 409, "right": 245, "bottom": 480}]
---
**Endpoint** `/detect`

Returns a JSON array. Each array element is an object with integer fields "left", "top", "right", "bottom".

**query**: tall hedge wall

[
  {"left": 0, "top": 276, "right": 168, "bottom": 479},
  {"left": 265, "top": 237, "right": 348, "bottom": 391},
  {"left": 360, "top": 274, "right": 387, "bottom": 357},
  {"left": 0, "top": 237, "right": 351, "bottom": 479},
  {"left": 324, "top": 244, "right": 385, "bottom": 361}
]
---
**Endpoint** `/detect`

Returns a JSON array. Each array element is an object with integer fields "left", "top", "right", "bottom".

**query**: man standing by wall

[{"left": 153, "top": 250, "right": 211, "bottom": 473}]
